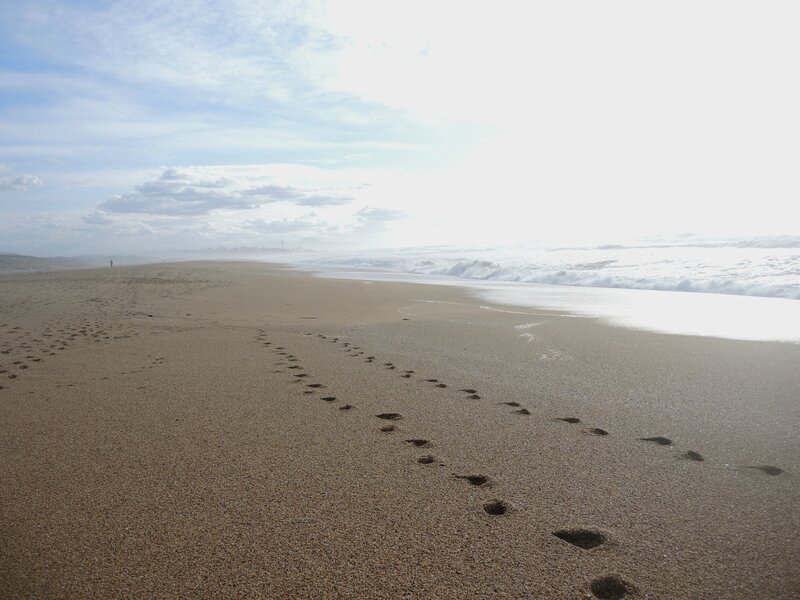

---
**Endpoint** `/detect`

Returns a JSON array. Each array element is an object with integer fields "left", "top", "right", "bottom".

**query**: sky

[{"left": 0, "top": 0, "right": 798, "bottom": 256}]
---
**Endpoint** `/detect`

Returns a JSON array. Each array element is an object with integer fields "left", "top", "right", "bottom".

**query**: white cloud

[
  {"left": 243, "top": 184, "right": 350, "bottom": 206},
  {"left": 0, "top": 174, "right": 43, "bottom": 191},
  {"left": 98, "top": 166, "right": 359, "bottom": 216},
  {"left": 0, "top": 163, "right": 405, "bottom": 253}
]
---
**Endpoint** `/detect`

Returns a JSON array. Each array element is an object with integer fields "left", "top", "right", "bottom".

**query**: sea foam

[
  {"left": 291, "top": 240, "right": 800, "bottom": 301},
  {"left": 288, "top": 240, "right": 800, "bottom": 342}
]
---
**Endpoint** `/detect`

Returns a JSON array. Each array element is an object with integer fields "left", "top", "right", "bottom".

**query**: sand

[{"left": 0, "top": 262, "right": 798, "bottom": 599}]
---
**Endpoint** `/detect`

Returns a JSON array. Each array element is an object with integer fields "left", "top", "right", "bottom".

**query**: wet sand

[{"left": 1, "top": 262, "right": 798, "bottom": 599}]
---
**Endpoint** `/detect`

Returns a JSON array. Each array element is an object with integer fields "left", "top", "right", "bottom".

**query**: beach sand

[{"left": 1, "top": 262, "right": 798, "bottom": 599}]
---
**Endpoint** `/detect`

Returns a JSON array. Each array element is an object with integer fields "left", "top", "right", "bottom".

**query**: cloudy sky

[{"left": 1, "top": 1, "right": 798, "bottom": 255}]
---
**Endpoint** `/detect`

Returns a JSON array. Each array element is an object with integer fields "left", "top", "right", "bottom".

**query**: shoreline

[
  {"left": 6, "top": 256, "right": 800, "bottom": 344},
  {"left": 290, "top": 262, "right": 800, "bottom": 344},
  {"left": 1, "top": 261, "right": 798, "bottom": 598}
]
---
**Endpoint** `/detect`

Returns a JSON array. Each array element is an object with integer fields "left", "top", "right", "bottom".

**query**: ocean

[{"left": 287, "top": 238, "right": 800, "bottom": 343}]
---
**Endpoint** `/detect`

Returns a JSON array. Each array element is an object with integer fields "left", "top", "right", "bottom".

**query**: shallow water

[
  {"left": 292, "top": 265, "right": 800, "bottom": 343},
  {"left": 287, "top": 240, "right": 800, "bottom": 300}
]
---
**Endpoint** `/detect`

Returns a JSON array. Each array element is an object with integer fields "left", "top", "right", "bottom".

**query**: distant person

[{"left": 110, "top": 259, "right": 113, "bottom": 268}]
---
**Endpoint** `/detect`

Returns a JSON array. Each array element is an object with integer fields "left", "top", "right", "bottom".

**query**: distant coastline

[
  {"left": 0, "top": 247, "right": 296, "bottom": 275},
  {"left": 0, "top": 253, "right": 136, "bottom": 275}
]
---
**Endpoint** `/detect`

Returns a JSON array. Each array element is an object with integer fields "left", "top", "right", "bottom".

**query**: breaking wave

[{"left": 292, "top": 241, "right": 800, "bottom": 300}]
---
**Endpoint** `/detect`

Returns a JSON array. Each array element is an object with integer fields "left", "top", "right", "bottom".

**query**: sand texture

[{"left": 1, "top": 262, "right": 798, "bottom": 599}]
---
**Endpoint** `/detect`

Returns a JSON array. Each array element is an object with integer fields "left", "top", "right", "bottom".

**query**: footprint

[
  {"left": 454, "top": 474, "right": 489, "bottom": 486},
  {"left": 502, "top": 402, "right": 521, "bottom": 407},
  {"left": 681, "top": 450, "right": 704, "bottom": 461},
  {"left": 294, "top": 373, "right": 309, "bottom": 378},
  {"left": 483, "top": 500, "right": 509, "bottom": 516},
  {"left": 380, "top": 425, "right": 396, "bottom": 433},
  {"left": 553, "top": 528, "right": 606, "bottom": 549},
  {"left": 558, "top": 417, "right": 581, "bottom": 424},
  {"left": 586, "top": 428, "right": 609, "bottom": 436},
  {"left": 401, "top": 374, "right": 412, "bottom": 378},
  {"left": 638, "top": 436, "right": 672, "bottom": 446},
  {"left": 589, "top": 575, "right": 637, "bottom": 599},
  {"left": 339, "top": 405, "right": 353, "bottom": 411},
  {"left": 405, "top": 439, "right": 430, "bottom": 447},
  {"left": 513, "top": 408, "right": 531, "bottom": 415},
  {"left": 321, "top": 396, "right": 337, "bottom": 402},
  {"left": 376, "top": 413, "right": 403, "bottom": 421},
  {"left": 460, "top": 388, "right": 477, "bottom": 394},
  {"left": 434, "top": 383, "right": 447, "bottom": 388},
  {"left": 306, "top": 383, "right": 325, "bottom": 389},
  {"left": 425, "top": 378, "right": 438, "bottom": 383},
  {"left": 417, "top": 455, "right": 436, "bottom": 464},
  {"left": 743, "top": 465, "right": 783, "bottom": 476},
  {"left": 404, "top": 370, "right": 415, "bottom": 374}
]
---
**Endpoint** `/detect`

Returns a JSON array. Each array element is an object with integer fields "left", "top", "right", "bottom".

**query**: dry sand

[{"left": 0, "top": 262, "right": 798, "bottom": 599}]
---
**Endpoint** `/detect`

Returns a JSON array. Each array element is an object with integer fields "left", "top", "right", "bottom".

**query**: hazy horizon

[{"left": 1, "top": 1, "right": 798, "bottom": 256}]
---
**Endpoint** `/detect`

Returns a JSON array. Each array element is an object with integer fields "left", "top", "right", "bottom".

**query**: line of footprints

[
  {"left": 0, "top": 320, "right": 104, "bottom": 390},
  {"left": 255, "top": 327, "right": 785, "bottom": 600},
  {"left": 0, "top": 319, "right": 136, "bottom": 391}
]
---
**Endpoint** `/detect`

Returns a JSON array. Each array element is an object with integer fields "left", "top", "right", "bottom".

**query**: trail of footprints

[
  {"left": 0, "top": 319, "right": 127, "bottom": 389},
  {"left": 255, "top": 327, "right": 786, "bottom": 599},
  {"left": 0, "top": 317, "right": 148, "bottom": 391}
]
